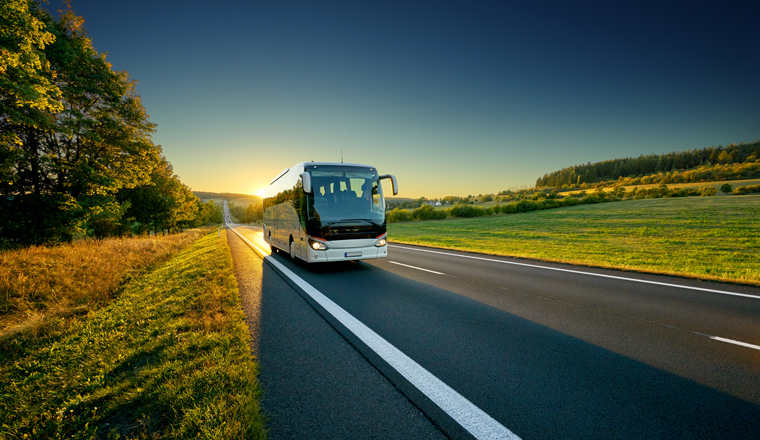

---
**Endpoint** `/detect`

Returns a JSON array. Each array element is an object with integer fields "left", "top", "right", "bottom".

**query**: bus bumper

[{"left": 308, "top": 245, "right": 388, "bottom": 262}]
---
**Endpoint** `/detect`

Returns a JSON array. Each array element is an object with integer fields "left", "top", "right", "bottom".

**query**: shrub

[
  {"left": 560, "top": 196, "right": 579, "bottom": 206},
  {"left": 386, "top": 208, "right": 412, "bottom": 222},
  {"left": 412, "top": 205, "right": 447, "bottom": 220},
  {"left": 581, "top": 195, "right": 603, "bottom": 204},
  {"left": 700, "top": 187, "right": 717, "bottom": 196},
  {"left": 667, "top": 188, "right": 688, "bottom": 197},
  {"left": 721, "top": 183, "right": 733, "bottom": 194},
  {"left": 733, "top": 186, "right": 749, "bottom": 195},
  {"left": 449, "top": 204, "right": 486, "bottom": 218},
  {"left": 500, "top": 203, "right": 518, "bottom": 214},
  {"left": 513, "top": 199, "right": 539, "bottom": 212}
]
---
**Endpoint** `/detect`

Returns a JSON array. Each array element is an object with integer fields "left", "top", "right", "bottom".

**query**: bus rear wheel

[{"left": 289, "top": 239, "right": 296, "bottom": 262}]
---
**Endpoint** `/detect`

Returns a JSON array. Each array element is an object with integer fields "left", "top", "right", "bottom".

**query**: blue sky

[{"left": 56, "top": 0, "right": 760, "bottom": 198}]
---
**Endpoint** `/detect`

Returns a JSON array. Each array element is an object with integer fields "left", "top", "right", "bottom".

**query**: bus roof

[{"left": 296, "top": 162, "right": 375, "bottom": 169}]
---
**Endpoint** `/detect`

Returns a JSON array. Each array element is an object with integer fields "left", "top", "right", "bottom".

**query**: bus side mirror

[
  {"left": 379, "top": 174, "right": 398, "bottom": 195},
  {"left": 300, "top": 172, "right": 312, "bottom": 194}
]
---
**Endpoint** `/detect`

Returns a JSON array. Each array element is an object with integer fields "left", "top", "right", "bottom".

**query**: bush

[
  {"left": 667, "top": 188, "right": 689, "bottom": 197},
  {"left": 386, "top": 208, "right": 413, "bottom": 222},
  {"left": 721, "top": 183, "right": 733, "bottom": 194},
  {"left": 733, "top": 186, "right": 749, "bottom": 195},
  {"left": 581, "top": 195, "right": 603, "bottom": 204},
  {"left": 560, "top": 196, "right": 580, "bottom": 206},
  {"left": 412, "top": 205, "right": 448, "bottom": 220},
  {"left": 512, "top": 199, "right": 539, "bottom": 212},
  {"left": 500, "top": 203, "right": 518, "bottom": 214},
  {"left": 449, "top": 204, "right": 487, "bottom": 218},
  {"left": 700, "top": 187, "right": 717, "bottom": 196}
]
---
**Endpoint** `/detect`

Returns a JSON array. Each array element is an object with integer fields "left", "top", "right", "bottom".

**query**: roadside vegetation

[
  {"left": 0, "top": 229, "right": 265, "bottom": 438},
  {"left": 388, "top": 195, "right": 760, "bottom": 285},
  {"left": 1, "top": 230, "right": 204, "bottom": 335},
  {"left": 536, "top": 140, "right": 760, "bottom": 188},
  {"left": 1, "top": 1, "right": 217, "bottom": 247}
]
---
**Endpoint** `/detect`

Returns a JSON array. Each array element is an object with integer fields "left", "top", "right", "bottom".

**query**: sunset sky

[{"left": 56, "top": 1, "right": 760, "bottom": 198}]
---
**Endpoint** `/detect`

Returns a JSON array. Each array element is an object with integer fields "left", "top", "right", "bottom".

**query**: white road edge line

[
  {"left": 228, "top": 225, "right": 520, "bottom": 440},
  {"left": 710, "top": 336, "right": 760, "bottom": 351},
  {"left": 389, "top": 245, "right": 760, "bottom": 300},
  {"left": 389, "top": 261, "right": 445, "bottom": 275}
]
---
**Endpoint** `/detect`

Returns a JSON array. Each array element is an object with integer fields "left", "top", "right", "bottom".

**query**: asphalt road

[{"left": 230, "top": 224, "right": 760, "bottom": 439}]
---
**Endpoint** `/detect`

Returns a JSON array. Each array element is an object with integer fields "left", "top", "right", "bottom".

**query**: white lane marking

[
  {"left": 229, "top": 226, "right": 519, "bottom": 440},
  {"left": 389, "top": 245, "right": 760, "bottom": 300},
  {"left": 389, "top": 261, "right": 445, "bottom": 275},
  {"left": 710, "top": 336, "right": 760, "bottom": 351}
]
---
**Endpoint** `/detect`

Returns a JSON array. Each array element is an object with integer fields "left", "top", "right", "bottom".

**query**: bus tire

[{"left": 289, "top": 238, "right": 296, "bottom": 262}]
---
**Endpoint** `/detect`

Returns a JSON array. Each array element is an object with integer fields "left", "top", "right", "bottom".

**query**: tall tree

[{"left": 0, "top": 3, "right": 160, "bottom": 245}]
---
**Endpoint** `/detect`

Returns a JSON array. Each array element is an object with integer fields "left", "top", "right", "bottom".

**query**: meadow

[
  {"left": 1, "top": 232, "right": 203, "bottom": 336},
  {"left": 0, "top": 230, "right": 265, "bottom": 438},
  {"left": 388, "top": 195, "right": 760, "bottom": 285}
]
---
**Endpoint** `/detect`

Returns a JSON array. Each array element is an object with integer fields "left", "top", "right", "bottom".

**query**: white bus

[{"left": 263, "top": 162, "right": 398, "bottom": 263}]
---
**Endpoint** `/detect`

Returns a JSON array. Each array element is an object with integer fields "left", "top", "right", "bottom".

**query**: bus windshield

[{"left": 306, "top": 165, "right": 385, "bottom": 227}]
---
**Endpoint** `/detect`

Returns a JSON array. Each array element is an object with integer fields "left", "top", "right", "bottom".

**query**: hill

[
  {"left": 536, "top": 140, "right": 760, "bottom": 189},
  {"left": 193, "top": 191, "right": 262, "bottom": 207}
]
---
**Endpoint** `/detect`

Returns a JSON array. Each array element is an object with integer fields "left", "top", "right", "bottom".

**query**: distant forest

[
  {"left": 193, "top": 191, "right": 261, "bottom": 202},
  {"left": 536, "top": 140, "right": 760, "bottom": 188}
]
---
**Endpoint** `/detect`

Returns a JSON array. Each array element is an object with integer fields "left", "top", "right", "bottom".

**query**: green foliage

[
  {"left": 0, "top": 0, "right": 63, "bottom": 129},
  {"left": 449, "top": 204, "right": 487, "bottom": 218},
  {"left": 412, "top": 204, "right": 447, "bottom": 220},
  {"left": 228, "top": 202, "right": 263, "bottom": 224},
  {"left": 0, "top": 4, "right": 209, "bottom": 245},
  {"left": 700, "top": 187, "right": 718, "bottom": 196},
  {"left": 386, "top": 208, "right": 413, "bottom": 222},
  {"left": 207, "top": 200, "right": 224, "bottom": 223},
  {"left": 721, "top": 183, "right": 733, "bottom": 194},
  {"left": 536, "top": 140, "right": 760, "bottom": 188},
  {"left": 563, "top": 195, "right": 580, "bottom": 205},
  {"left": 733, "top": 184, "right": 760, "bottom": 195}
]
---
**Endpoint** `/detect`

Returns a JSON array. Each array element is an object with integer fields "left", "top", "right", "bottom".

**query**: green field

[{"left": 388, "top": 195, "right": 760, "bottom": 285}]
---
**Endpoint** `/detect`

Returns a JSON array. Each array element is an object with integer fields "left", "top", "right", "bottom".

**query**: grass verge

[
  {"left": 1, "top": 231, "right": 206, "bottom": 336},
  {"left": 0, "top": 229, "right": 265, "bottom": 439},
  {"left": 388, "top": 195, "right": 760, "bottom": 285}
]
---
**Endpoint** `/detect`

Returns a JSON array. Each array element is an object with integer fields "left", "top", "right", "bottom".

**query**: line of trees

[
  {"left": 536, "top": 140, "right": 760, "bottom": 188},
  {"left": 0, "top": 1, "right": 214, "bottom": 246},
  {"left": 227, "top": 202, "right": 262, "bottom": 224}
]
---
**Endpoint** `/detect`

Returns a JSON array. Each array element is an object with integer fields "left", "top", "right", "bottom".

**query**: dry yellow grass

[{"left": 0, "top": 230, "right": 207, "bottom": 336}]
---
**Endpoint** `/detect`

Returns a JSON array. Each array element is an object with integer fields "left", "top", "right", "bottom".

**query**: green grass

[
  {"left": 388, "top": 195, "right": 760, "bottom": 285},
  {"left": 0, "top": 230, "right": 266, "bottom": 439}
]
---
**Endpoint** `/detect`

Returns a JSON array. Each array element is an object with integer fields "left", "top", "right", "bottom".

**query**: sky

[{"left": 50, "top": 0, "right": 760, "bottom": 198}]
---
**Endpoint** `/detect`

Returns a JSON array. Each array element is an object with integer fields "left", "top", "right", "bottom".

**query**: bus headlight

[
  {"left": 375, "top": 234, "right": 387, "bottom": 247},
  {"left": 309, "top": 237, "right": 328, "bottom": 250}
]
